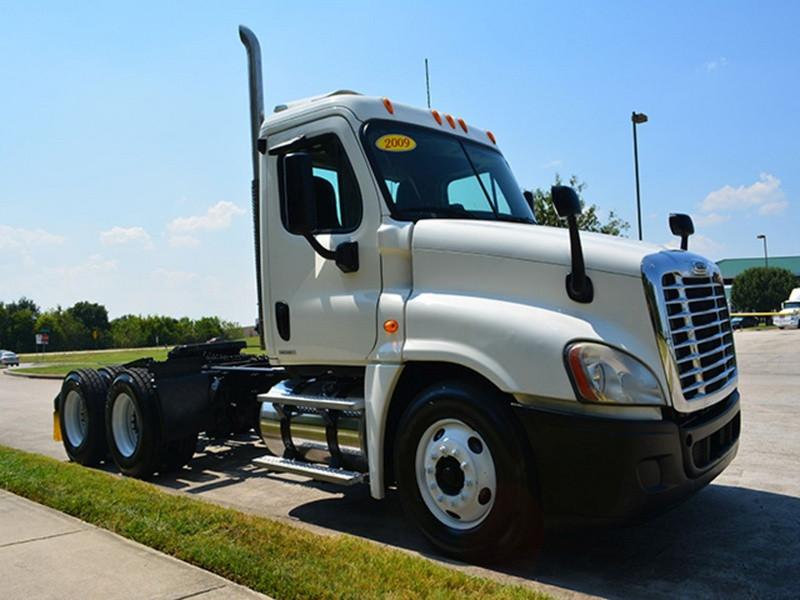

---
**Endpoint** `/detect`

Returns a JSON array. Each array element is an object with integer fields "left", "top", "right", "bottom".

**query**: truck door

[{"left": 265, "top": 116, "right": 381, "bottom": 364}]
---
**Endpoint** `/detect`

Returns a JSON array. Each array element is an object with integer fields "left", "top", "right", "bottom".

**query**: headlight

[{"left": 565, "top": 342, "right": 665, "bottom": 405}]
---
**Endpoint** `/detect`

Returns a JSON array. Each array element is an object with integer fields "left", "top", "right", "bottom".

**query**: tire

[
  {"left": 105, "top": 368, "right": 163, "bottom": 479},
  {"left": 58, "top": 369, "right": 108, "bottom": 466},
  {"left": 97, "top": 365, "right": 124, "bottom": 386},
  {"left": 394, "top": 380, "right": 543, "bottom": 563},
  {"left": 163, "top": 432, "right": 198, "bottom": 472}
]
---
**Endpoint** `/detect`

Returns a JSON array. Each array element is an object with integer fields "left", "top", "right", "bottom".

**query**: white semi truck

[
  {"left": 53, "top": 26, "right": 741, "bottom": 561},
  {"left": 774, "top": 287, "right": 800, "bottom": 329}
]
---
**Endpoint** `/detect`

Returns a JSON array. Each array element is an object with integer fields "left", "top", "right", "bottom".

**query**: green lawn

[
  {"left": 0, "top": 445, "right": 546, "bottom": 600},
  {"left": 15, "top": 337, "right": 263, "bottom": 377}
]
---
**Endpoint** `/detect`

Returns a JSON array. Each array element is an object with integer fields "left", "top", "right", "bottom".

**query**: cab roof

[{"left": 261, "top": 91, "right": 500, "bottom": 149}]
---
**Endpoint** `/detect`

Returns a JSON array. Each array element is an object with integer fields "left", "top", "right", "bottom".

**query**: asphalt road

[{"left": 1, "top": 329, "right": 798, "bottom": 599}]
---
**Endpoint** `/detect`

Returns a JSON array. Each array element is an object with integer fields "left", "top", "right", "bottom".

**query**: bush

[{"left": 731, "top": 267, "right": 796, "bottom": 312}]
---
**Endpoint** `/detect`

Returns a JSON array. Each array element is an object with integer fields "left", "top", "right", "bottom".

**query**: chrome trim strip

[{"left": 641, "top": 251, "right": 739, "bottom": 413}]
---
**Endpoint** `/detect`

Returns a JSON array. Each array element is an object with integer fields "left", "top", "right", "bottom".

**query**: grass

[
  {"left": 14, "top": 337, "right": 264, "bottom": 377},
  {"left": 0, "top": 445, "right": 546, "bottom": 600}
]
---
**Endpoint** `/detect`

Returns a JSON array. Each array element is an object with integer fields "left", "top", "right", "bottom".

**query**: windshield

[
  {"left": 784, "top": 301, "right": 800, "bottom": 310},
  {"left": 362, "top": 120, "right": 535, "bottom": 223}
]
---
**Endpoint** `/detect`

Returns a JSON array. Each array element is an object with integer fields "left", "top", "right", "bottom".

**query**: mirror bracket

[
  {"left": 552, "top": 186, "right": 594, "bottom": 304},
  {"left": 303, "top": 235, "right": 359, "bottom": 273}
]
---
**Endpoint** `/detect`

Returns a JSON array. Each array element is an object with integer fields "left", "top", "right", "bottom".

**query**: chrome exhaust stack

[{"left": 238, "top": 25, "right": 266, "bottom": 349}]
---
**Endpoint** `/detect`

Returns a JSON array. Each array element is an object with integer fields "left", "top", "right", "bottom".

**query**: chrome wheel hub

[
  {"left": 111, "top": 393, "right": 141, "bottom": 458},
  {"left": 63, "top": 390, "right": 89, "bottom": 448},
  {"left": 415, "top": 418, "right": 496, "bottom": 529}
]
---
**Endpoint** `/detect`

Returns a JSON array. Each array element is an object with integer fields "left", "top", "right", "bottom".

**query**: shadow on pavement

[{"left": 150, "top": 438, "right": 799, "bottom": 599}]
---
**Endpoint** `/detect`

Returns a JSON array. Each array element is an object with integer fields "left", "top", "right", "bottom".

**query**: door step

[
  {"left": 258, "top": 380, "right": 364, "bottom": 412},
  {"left": 253, "top": 455, "right": 366, "bottom": 486}
]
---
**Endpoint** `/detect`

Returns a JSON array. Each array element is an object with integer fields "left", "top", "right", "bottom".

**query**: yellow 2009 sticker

[{"left": 375, "top": 134, "right": 417, "bottom": 152}]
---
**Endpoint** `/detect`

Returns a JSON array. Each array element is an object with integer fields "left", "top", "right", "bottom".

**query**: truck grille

[{"left": 661, "top": 273, "right": 736, "bottom": 401}]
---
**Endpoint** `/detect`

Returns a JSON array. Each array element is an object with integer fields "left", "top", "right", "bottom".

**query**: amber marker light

[
  {"left": 486, "top": 131, "right": 497, "bottom": 144},
  {"left": 382, "top": 97, "right": 395, "bottom": 114},
  {"left": 383, "top": 319, "right": 399, "bottom": 334},
  {"left": 457, "top": 118, "right": 468, "bottom": 133},
  {"left": 567, "top": 346, "right": 597, "bottom": 402},
  {"left": 431, "top": 109, "right": 443, "bottom": 125},
  {"left": 445, "top": 114, "right": 456, "bottom": 129}
]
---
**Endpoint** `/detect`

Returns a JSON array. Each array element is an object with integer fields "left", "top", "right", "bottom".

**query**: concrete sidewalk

[{"left": 0, "top": 490, "right": 270, "bottom": 600}]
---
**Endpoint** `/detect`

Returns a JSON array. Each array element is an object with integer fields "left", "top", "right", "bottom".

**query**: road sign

[{"left": 35, "top": 333, "right": 50, "bottom": 345}]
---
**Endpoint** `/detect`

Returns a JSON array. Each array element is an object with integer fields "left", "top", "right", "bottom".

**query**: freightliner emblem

[{"left": 691, "top": 261, "right": 709, "bottom": 276}]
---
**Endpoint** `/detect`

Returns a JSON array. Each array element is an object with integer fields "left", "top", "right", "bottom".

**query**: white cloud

[
  {"left": 100, "top": 226, "right": 152, "bottom": 248},
  {"left": 700, "top": 173, "right": 788, "bottom": 216},
  {"left": 705, "top": 57, "right": 728, "bottom": 72},
  {"left": 665, "top": 234, "right": 724, "bottom": 258},
  {"left": 541, "top": 160, "right": 562, "bottom": 169},
  {"left": 168, "top": 234, "right": 200, "bottom": 248},
  {"left": 0, "top": 225, "right": 64, "bottom": 251},
  {"left": 692, "top": 212, "right": 730, "bottom": 227},
  {"left": 168, "top": 201, "right": 245, "bottom": 234},
  {"left": 49, "top": 254, "right": 118, "bottom": 279}
]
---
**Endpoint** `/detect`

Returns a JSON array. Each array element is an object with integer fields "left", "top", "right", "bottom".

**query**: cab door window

[{"left": 279, "top": 134, "right": 363, "bottom": 234}]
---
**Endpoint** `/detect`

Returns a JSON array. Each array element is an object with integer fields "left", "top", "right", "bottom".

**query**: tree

[
  {"left": 527, "top": 175, "right": 630, "bottom": 236},
  {"left": 731, "top": 267, "right": 796, "bottom": 312},
  {"left": 67, "top": 301, "right": 110, "bottom": 347},
  {"left": 0, "top": 297, "right": 40, "bottom": 352}
]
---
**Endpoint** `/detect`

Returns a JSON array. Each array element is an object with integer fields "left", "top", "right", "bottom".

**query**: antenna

[{"left": 425, "top": 58, "right": 431, "bottom": 108}]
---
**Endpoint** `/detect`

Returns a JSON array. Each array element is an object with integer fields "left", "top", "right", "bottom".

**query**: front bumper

[{"left": 513, "top": 390, "right": 740, "bottom": 521}]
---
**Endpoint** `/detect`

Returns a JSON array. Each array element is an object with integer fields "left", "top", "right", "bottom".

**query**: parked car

[
  {"left": 0, "top": 350, "right": 20, "bottom": 366},
  {"left": 731, "top": 316, "right": 758, "bottom": 330}
]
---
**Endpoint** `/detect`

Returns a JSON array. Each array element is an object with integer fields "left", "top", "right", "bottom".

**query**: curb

[{"left": 3, "top": 369, "right": 64, "bottom": 380}]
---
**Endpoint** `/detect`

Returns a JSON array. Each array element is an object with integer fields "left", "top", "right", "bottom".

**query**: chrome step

[
  {"left": 253, "top": 455, "right": 366, "bottom": 485},
  {"left": 258, "top": 380, "right": 364, "bottom": 412}
]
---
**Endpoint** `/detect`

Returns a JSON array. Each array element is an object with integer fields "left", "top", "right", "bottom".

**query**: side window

[{"left": 280, "top": 134, "right": 363, "bottom": 233}]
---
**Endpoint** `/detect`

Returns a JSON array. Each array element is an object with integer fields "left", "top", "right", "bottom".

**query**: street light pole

[
  {"left": 631, "top": 111, "right": 648, "bottom": 241},
  {"left": 757, "top": 234, "right": 768, "bottom": 268}
]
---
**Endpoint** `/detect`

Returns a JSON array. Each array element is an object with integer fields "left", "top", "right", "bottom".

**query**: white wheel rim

[
  {"left": 112, "top": 393, "right": 141, "bottom": 458},
  {"left": 415, "top": 418, "right": 497, "bottom": 530},
  {"left": 63, "top": 390, "right": 88, "bottom": 448}
]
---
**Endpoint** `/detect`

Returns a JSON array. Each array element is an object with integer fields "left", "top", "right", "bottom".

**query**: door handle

[{"left": 275, "top": 302, "right": 290, "bottom": 341}]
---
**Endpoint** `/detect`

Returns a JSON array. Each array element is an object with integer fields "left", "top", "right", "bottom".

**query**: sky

[{"left": 1, "top": 1, "right": 797, "bottom": 324}]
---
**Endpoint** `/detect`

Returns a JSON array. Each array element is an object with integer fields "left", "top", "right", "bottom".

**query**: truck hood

[{"left": 412, "top": 220, "right": 670, "bottom": 278}]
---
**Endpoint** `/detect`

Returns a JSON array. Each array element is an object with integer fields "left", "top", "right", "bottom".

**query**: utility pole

[{"left": 757, "top": 234, "right": 769, "bottom": 268}]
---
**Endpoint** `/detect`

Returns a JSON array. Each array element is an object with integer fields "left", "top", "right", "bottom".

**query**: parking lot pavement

[
  {"left": 1, "top": 328, "right": 798, "bottom": 599},
  {"left": 0, "top": 490, "right": 270, "bottom": 600}
]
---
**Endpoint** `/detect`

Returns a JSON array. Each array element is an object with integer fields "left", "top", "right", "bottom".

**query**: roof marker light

[
  {"left": 382, "top": 97, "right": 395, "bottom": 114},
  {"left": 486, "top": 131, "right": 497, "bottom": 144},
  {"left": 431, "top": 109, "right": 443, "bottom": 125},
  {"left": 457, "top": 118, "right": 468, "bottom": 133},
  {"left": 445, "top": 114, "right": 456, "bottom": 129}
]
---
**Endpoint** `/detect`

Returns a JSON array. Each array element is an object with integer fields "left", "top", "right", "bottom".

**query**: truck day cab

[
  {"left": 53, "top": 26, "right": 741, "bottom": 561},
  {"left": 774, "top": 287, "right": 800, "bottom": 329}
]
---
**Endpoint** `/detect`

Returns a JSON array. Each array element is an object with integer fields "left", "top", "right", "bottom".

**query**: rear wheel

[
  {"left": 59, "top": 369, "right": 108, "bottom": 466},
  {"left": 394, "top": 380, "right": 542, "bottom": 563},
  {"left": 106, "top": 368, "right": 163, "bottom": 479}
]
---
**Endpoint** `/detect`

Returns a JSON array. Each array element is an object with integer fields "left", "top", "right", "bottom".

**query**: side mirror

[
  {"left": 523, "top": 190, "right": 535, "bottom": 211},
  {"left": 551, "top": 186, "right": 593, "bottom": 303},
  {"left": 280, "top": 151, "right": 360, "bottom": 273},
  {"left": 669, "top": 213, "right": 694, "bottom": 251},
  {"left": 282, "top": 152, "right": 317, "bottom": 235},
  {"left": 551, "top": 185, "right": 582, "bottom": 218}
]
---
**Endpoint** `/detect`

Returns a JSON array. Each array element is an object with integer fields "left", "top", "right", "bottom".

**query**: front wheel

[{"left": 394, "top": 381, "right": 542, "bottom": 563}]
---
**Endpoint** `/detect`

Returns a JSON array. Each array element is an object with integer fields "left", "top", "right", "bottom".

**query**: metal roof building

[{"left": 716, "top": 256, "right": 800, "bottom": 285}]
